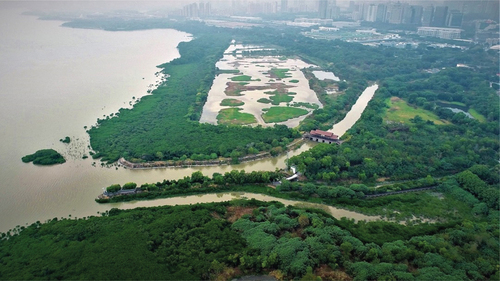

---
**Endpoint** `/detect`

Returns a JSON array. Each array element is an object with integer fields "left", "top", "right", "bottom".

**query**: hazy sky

[{"left": 0, "top": 0, "right": 496, "bottom": 13}]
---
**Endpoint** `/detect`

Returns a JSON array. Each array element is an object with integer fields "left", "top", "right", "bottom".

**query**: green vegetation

[
  {"left": 0, "top": 202, "right": 250, "bottom": 280},
  {"left": 385, "top": 97, "right": 448, "bottom": 125},
  {"left": 257, "top": 98, "right": 271, "bottom": 104},
  {"left": 122, "top": 182, "right": 137, "bottom": 190},
  {"left": 265, "top": 91, "right": 294, "bottom": 105},
  {"left": 106, "top": 184, "right": 121, "bottom": 193},
  {"left": 88, "top": 33, "right": 297, "bottom": 163},
  {"left": 220, "top": 99, "right": 244, "bottom": 107},
  {"left": 289, "top": 79, "right": 299, "bottom": 83},
  {"left": 269, "top": 94, "right": 293, "bottom": 105},
  {"left": 262, "top": 107, "right": 309, "bottom": 123},
  {"left": 59, "top": 136, "right": 71, "bottom": 144},
  {"left": 4, "top": 17, "right": 499, "bottom": 281},
  {"left": 217, "top": 108, "right": 256, "bottom": 125},
  {"left": 290, "top": 102, "right": 319, "bottom": 110},
  {"left": 268, "top": 68, "right": 291, "bottom": 79},
  {"left": 21, "top": 149, "right": 65, "bottom": 165},
  {"left": 468, "top": 108, "right": 486, "bottom": 123},
  {"left": 1, "top": 196, "right": 498, "bottom": 280},
  {"left": 230, "top": 75, "right": 252, "bottom": 82},
  {"left": 290, "top": 70, "right": 499, "bottom": 182},
  {"left": 217, "top": 69, "right": 240, "bottom": 74},
  {"left": 97, "top": 170, "right": 283, "bottom": 203}
]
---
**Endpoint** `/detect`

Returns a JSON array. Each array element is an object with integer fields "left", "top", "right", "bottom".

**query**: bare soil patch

[
  {"left": 225, "top": 82, "right": 293, "bottom": 96},
  {"left": 315, "top": 265, "right": 352, "bottom": 281},
  {"left": 226, "top": 206, "right": 256, "bottom": 223}
]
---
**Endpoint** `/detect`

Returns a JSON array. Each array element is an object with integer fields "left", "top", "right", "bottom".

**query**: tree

[
  {"left": 122, "top": 182, "right": 137, "bottom": 190},
  {"left": 298, "top": 214, "right": 310, "bottom": 228},
  {"left": 106, "top": 184, "right": 121, "bottom": 193},
  {"left": 191, "top": 171, "right": 205, "bottom": 183},
  {"left": 302, "top": 183, "right": 317, "bottom": 196}
]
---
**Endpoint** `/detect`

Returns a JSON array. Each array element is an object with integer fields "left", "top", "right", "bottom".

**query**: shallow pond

[{"left": 312, "top": 70, "right": 340, "bottom": 81}]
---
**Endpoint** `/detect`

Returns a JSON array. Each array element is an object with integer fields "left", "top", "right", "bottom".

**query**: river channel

[
  {"left": 114, "top": 192, "right": 380, "bottom": 222},
  {"left": 0, "top": 8, "right": 379, "bottom": 232}
]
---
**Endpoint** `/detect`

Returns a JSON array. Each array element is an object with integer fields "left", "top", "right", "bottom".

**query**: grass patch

[
  {"left": 343, "top": 192, "right": 474, "bottom": 223},
  {"left": 291, "top": 102, "right": 320, "bottom": 110},
  {"left": 269, "top": 68, "right": 291, "bottom": 79},
  {"left": 468, "top": 108, "right": 486, "bottom": 123},
  {"left": 257, "top": 98, "right": 271, "bottom": 104},
  {"left": 220, "top": 99, "right": 244, "bottom": 107},
  {"left": 289, "top": 79, "right": 299, "bottom": 83},
  {"left": 262, "top": 107, "right": 309, "bottom": 123},
  {"left": 217, "top": 69, "right": 240, "bottom": 74},
  {"left": 265, "top": 90, "right": 296, "bottom": 105},
  {"left": 270, "top": 94, "right": 294, "bottom": 105},
  {"left": 385, "top": 97, "right": 448, "bottom": 125},
  {"left": 231, "top": 75, "right": 252, "bottom": 82},
  {"left": 217, "top": 108, "right": 256, "bottom": 125}
]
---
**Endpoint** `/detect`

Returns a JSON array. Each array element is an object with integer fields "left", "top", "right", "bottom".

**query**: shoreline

[{"left": 118, "top": 137, "right": 307, "bottom": 169}]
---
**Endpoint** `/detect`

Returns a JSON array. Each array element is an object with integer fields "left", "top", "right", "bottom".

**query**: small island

[
  {"left": 59, "top": 136, "right": 71, "bottom": 144},
  {"left": 22, "top": 149, "right": 66, "bottom": 165}
]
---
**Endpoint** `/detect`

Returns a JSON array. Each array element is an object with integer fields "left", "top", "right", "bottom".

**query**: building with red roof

[{"left": 308, "top": 129, "right": 339, "bottom": 144}]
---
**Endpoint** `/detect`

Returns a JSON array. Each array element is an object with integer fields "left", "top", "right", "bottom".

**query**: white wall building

[{"left": 417, "top": 27, "right": 462, "bottom": 39}]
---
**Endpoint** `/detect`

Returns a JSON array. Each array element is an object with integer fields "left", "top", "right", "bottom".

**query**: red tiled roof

[{"left": 310, "top": 129, "right": 338, "bottom": 139}]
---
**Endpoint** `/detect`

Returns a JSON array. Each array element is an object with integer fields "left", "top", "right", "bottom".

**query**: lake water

[
  {"left": 0, "top": 8, "right": 194, "bottom": 232},
  {"left": 312, "top": 70, "right": 340, "bottom": 81},
  {"left": 0, "top": 7, "right": 380, "bottom": 232}
]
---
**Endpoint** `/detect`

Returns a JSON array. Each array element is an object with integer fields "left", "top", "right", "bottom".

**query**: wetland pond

[{"left": 312, "top": 70, "right": 341, "bottom": 81}]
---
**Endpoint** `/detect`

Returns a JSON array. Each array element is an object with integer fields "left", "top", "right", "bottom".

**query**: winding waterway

[
  {"left": 114, "top": 192, "right": 380, "bottom": 222},
  {"left": 0, "top": 7, "right": 379, "bottom": 232},
  {"left": 329, "top": 84, "right": 379, "bottom": 137}
]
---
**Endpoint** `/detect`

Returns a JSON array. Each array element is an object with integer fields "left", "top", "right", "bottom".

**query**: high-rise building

[
  {"left": 422, "top": 5, "right": 434, "bottom": 26},
  {"left": 318, "top": 0, "right": 328, "bottom": 19},
  {"left": 199, "top": 2, "right": 205, "bottom": 17},
  {"left": 387, "top": 2, "right": 404, "bottom": 24},
  {"left": 402, "top": 3, "right": 413, "bottom": 24},
  {"left": 376, "top": 3, "right": 387, "bottom": 22},
  {"left": 484, "top": 0, "right": 499, "bottom": 21},
  {"left": 418, "top": 27, "right": 462, "bottom": 39},
  {"left": 205, "top": 2, "right": 211, "bottom": 16},
  {"left": 446, "top": 10, "right": 463, "bottom": 27},
  {"left": 431, "top": 6, "right": 448, "bottom": 27},
  {"left": 364, "top": 4, "right": 378, "bottom": 22},
  {"left": 348, "top": 1, "right": 356, "bottom": 12},
  {"left": 319, "top": 0, "right": 338, "bottom": 20},
  {"left": 411, "top": 6, "right": 423, "bottom": 25},
  {"left": 182, "top": 3, "right": 199, "bottom": 18},
  {"left": 402, "top": 5, "right": 423, "bottom": 25},
  {"left": 281, "top": 0, "right": 288, "bottom": 13}
]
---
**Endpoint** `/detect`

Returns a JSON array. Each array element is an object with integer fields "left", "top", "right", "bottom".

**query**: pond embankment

[{"left": 118, "top": 138, "right": 306, "bottom": 169}]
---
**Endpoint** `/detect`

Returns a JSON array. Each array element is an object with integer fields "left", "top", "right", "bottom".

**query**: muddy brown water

[{"left": 0, "top": 9, "right": 380, "bottom": 232}]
